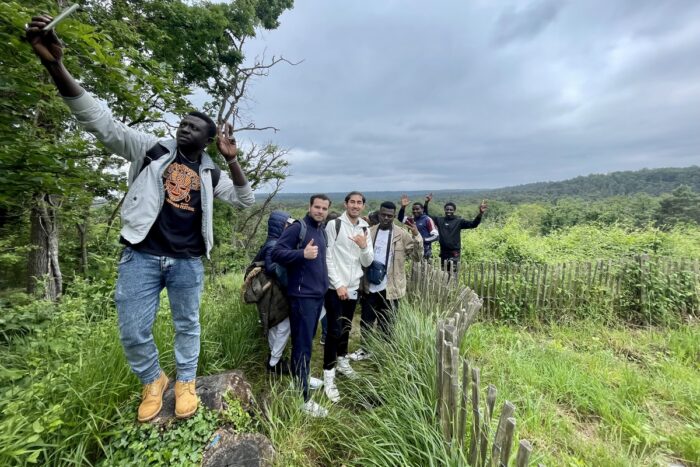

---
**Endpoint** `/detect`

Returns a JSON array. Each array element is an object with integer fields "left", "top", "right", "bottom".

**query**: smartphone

[{"left": 43, "top": 4, "right": 80, "bottom": 31}]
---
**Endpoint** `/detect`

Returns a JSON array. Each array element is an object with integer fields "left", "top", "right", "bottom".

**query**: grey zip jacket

[{"left": 63, "top": 90, "right": 255, "bottom": 258}]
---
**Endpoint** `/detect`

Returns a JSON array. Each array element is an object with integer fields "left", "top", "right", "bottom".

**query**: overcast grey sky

[{"left": 217, "top": 0, "right": 700, "bottom": 192}]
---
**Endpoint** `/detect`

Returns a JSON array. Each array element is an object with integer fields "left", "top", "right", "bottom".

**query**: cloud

[
  {"left": 493, "top": 0, "right": 565, "bottom": 46},
  {"left": 196, "top": 0, "right": 700, "bottom": 192}
]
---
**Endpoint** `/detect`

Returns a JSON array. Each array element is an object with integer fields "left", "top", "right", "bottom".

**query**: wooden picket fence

[
  {"left": 421, "top": 256, "right": 700, "bottom": 321},
  {"left": 409, "top": 261, "right": 538, "bottom": 466}
]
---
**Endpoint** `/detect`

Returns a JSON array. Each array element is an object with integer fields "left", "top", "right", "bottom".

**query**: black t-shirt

[{"left": 127, "top": 152, "right": 206, "bottom": 258}]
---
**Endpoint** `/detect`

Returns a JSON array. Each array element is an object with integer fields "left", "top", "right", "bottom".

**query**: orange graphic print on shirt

[{"left": 164, "top": 163, "right": 201, "bottom": 212}]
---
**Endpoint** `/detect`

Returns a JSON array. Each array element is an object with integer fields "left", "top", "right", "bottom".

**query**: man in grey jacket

[{"left": 27, "top": 15, "right": 255, "bottom": 422}]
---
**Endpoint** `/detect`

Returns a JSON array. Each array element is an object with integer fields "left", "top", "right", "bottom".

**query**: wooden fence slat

[
  {"left": 491, "top": 400, "right": 516, "bottom": 466},
  {"left": 527, "top": 265, "right": 536, "bottom": 320},
  {"left": 466, "top": 261, "right": 472, "bottom": 291},
  {"left": 541, "top": 264, "right": 549, "bottom": 312},
  {"left": 480, "top": 385, "right": 497, "bottom": 467},
  {"left": 484, "top": 262, "right": 491, "bottom": 316},
  {"left": 572, "top": 262, "right": 581, "bottom": 310},
  {"left": 436, "top": 325, "right": 445, "bottom": 417},
  {"left": 486, "top": 385, "right": 497, "bottom": 420},
  {"left": 493, "top": 262, "right": 498, "bottom": 318},
  {"left": 534, "top": 265, "right": 542, "bottom": 313},
  {"left": 469, "top": 367, "right": 481, "bottom": 466},
  {"left": 501, "top": 417, "right": 516, "bottom": 467},
  {"left": 503, "top": 263, "right": 511, "bottom": 316},
  {"left": 516, "top": 440, "right": 532, "bottom": 467},
  {"left": 480, "top": 262, "right": 485, "bottom": 304},
  {"left": 458, "top": 359, "right": 470, "bottom": 447},
  {"left": 450, "top": 345, "right": 460, "bottom": 440},
  {"left": 523, "top": 265, "right": 535, "bottom": 308},
  {"left": 441, "top": 340, "right": 453, "bottom": 439},
  {"left": 519, "top": 263, "right": 528, "bottom": 311}
]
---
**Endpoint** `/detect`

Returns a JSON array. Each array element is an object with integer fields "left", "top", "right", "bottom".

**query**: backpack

[
  {"left": 242, "top": 220, "right": 328, "bottom": 335},
  {"left": 295, "top": 219, "right": 330, "bottom": 248},
  {"left": 242, "top": 255, "right": 289, "bottom": 336},
  {"left": 243, "top": 218, "right": 333, "bottom": 296}
]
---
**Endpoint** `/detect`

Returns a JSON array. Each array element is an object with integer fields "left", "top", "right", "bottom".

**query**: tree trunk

[
  {"left": 27, "top": 193, "right": 62, "bottom": 301},
  {"left": 77, "top": 204, "right": 90, "bottom": 276}
]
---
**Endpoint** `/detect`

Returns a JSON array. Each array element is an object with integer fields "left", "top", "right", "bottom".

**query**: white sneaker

[
  {"left": 309, "top": 376, "right": 323, "bottom": 390},
  {"left": 336, "top": 356, "right": 358, "bottom": 379},
  {"left": 323, "top": 369, "right": 340, "bottom": 402},
  {"left": 301, "top": 399, "right": 328, "bottom": 418},
  {"left": 348, "top": 348, "right": 371, "bottom": 361}
]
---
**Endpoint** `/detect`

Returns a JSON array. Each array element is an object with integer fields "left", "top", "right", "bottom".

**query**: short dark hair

[
  {"left": 380, "top": 201, "right": 396, "bottom": 211},
  {"left": 187, "top": 111, "right": 217, "bottom": 138},
  {"left": 344, "top": 191, "right": 366, "bottom": 204},
  {"left": 367, "top": 210, "right": 380, "bottom": 226},
  {"left": 326, "top": 211, "right": 340, "bottom": 222},
  {"left": 412, "top": 202, "right": 423, "bottom": 208},
  {"left": 310, "top": 193, "right": 331, "bottom": 207},
  {"left": 444, "top": 201, "right": 456, "bottom": 209}
]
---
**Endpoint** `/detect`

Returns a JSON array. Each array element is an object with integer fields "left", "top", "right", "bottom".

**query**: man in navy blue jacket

[{"left": 272, "top": 194, "right": 331, "bottom": 417}]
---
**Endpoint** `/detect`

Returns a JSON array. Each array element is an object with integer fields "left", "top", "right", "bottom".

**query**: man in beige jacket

[{"left": 350, "top": 201, "right": 423, "bottom": 361}]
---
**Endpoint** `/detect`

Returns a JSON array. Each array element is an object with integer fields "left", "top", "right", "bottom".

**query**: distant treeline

[{"left": 269, "top": 165, "right": 700, "bottom": 204}]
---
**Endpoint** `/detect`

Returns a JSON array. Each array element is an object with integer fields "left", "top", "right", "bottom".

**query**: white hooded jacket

[
  {"left": 62, "top": 90, "right": 254, "bottom": 258},
  {"left": 325, "top": 212, "right": 374, "bottom": 291}
]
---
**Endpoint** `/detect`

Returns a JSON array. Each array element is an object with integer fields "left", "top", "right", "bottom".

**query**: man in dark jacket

[
  {"left": 425, "top": 194, "right": 487, "bottom": 275},
  {"left": 271, "top": 194, "right": 331, "bottom": 417}
]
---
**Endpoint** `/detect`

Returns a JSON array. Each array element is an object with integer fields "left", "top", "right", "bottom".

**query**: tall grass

[
  {"left": 0, "top": 274, "right": 260, "bottom": 466},
  {"left": 260, "top": 303, "right": 699, "bottom": 466},
  {"left": 2, "top": 272, "right": 698, "bottom": 465},
  {"left": 259, "top": 302, "right": 470, "bottom": 466}
]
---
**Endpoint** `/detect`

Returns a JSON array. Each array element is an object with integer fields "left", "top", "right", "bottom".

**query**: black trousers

[
  {"left": 440, "top": 250, "right": 461, "bottom": 276},
  {"left": 360, "top": 290, "right": 398, "bottom": 339},
  {"left": 323, "top": 289, "right": 357, "bottom": 370}
]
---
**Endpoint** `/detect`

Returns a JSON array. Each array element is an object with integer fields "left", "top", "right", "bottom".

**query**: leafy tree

[
  {"left": 99, "top": 0, "right": 296, "bottom": 254},
  {"left": 1, "top": 1, "right": 193, "bottom": 298},
  {"left": 656, "top": 185, "right": 700, "bottom": 228},
  {"left": 2, "top": 0, "right": 295, "bottom": 298}
]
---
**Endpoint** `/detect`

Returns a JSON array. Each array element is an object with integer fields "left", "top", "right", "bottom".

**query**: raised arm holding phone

[{"left": 26, "top": 13, "right": 254, "bottom": 422}]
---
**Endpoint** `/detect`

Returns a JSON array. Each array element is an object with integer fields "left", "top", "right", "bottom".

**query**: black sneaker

[{"left": 267, "top": 358, "right": 291, "bottom": 376}]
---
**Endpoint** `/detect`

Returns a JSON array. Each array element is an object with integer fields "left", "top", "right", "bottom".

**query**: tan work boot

[
  {"left": 137, "top": 371, "right": 169, "bottom": 422},
  {"left": 175, "top": 380, "right": 198, "bottom": 419}
]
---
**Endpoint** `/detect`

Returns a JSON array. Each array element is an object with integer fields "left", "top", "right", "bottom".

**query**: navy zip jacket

[{"left": 271, "top": 214, "right": 329, "bottom": 298}]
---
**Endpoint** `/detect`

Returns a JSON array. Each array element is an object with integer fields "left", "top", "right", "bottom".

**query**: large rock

[
  {"left": 151, "top": 370, "right": 255, "bottom": 426},
  {"left": 202, "top": 429, "right": 275, "bottom": 467}
]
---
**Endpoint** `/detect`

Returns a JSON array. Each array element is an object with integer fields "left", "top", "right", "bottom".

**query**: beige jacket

[{"left": 362, "top": 223, "right": 423, "bottom": 300}]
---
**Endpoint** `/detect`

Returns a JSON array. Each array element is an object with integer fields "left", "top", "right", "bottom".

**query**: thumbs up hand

[{"left": 303, "top": 238, "right": 318, "bottom": 259}]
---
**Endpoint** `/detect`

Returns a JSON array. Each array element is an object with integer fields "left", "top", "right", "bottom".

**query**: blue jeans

[{"left": 115, "top": 247, "right": 204, "bottom": 384}]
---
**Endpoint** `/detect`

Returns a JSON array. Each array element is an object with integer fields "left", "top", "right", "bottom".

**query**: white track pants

[{"left": 268, "top": 317, "right": 291, "bottom": 366}]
